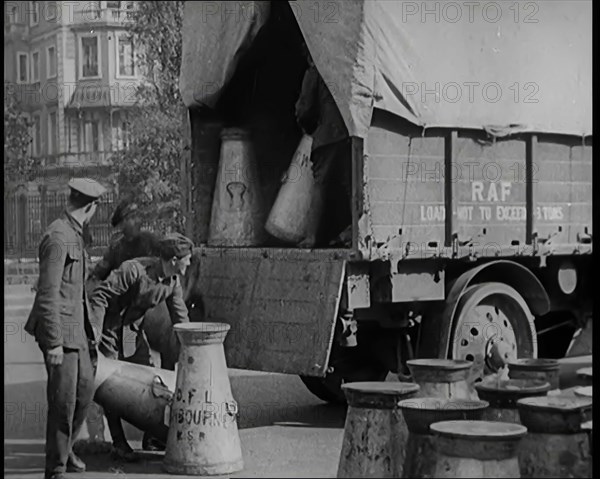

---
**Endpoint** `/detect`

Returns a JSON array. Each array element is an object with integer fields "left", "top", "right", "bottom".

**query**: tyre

[{"left": 299, "top": 345, "right": 389, "bottom": 404}]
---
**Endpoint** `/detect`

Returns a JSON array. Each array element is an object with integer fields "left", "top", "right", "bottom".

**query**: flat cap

[
  {"left": 111, "top": 199, "right": 139, "bottom": 227},
  {"left": 159, "top": 233, "right": 195, "bottom": 259},
  {"left": 68, "top": 178, "right": 107, "bottom": 199}
]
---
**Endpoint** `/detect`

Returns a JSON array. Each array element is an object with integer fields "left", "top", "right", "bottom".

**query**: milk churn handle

[
  {"left": 151, "top": 375, "right": 174, "bottom": 400},
  {"left": 226, "top": 182, "right": 247, "bottom": 199}
]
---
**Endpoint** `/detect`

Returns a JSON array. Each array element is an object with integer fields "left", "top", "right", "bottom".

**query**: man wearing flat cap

[
  {"left": 88, "top": 232, "right": 194, "bottom": 461},
  {"left": 25, "top": 178, "right": 106, "bottom": 479}
]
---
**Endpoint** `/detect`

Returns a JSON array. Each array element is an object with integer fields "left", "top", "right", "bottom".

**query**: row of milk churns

[{"left": 208, "top": 128, "right": 317, "bottom": 246}]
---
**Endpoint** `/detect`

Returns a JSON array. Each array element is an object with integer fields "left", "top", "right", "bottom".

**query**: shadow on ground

[{"left": 4, "top": 372, "right": 346, "bottom": 477}]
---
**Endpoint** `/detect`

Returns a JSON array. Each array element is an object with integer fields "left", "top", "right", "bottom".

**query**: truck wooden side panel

[
  {"left": 361, "top": 110, "right": 592, "bottom": 260},
  {"left": 191, "top": 248, "right": 346, "bottom": 376},
  {"left": 534, "top": 137, "right": 592, "bottom": 245}
]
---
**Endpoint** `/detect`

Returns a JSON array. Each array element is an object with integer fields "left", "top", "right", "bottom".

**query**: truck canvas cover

[{"left": 181, "top": 0, "right": 592, "bottom": 138}]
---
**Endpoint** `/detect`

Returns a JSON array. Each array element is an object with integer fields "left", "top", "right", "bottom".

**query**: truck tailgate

[{"left": 192, "top": 247, "right": 347, "bottom": 376}]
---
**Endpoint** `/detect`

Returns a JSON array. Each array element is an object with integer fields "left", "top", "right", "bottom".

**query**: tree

[
  {"left": 4, "top": 90, "right": 35, "bottom": 187},
  {"left": 110, "top": 1, "right": 186, "bottom": 233}
]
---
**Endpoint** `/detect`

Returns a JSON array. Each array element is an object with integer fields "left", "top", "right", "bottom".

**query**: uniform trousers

[
  {"left": 310, "top": 139, "right": 352, "bottom": 245},
  {"left": 43, "top": 345, "right": 95, "bottom": 475}
]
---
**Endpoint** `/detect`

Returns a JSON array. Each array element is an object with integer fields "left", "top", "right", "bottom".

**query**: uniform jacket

[
  {"left": 25, "top": 212, "right": 99, "bottom": 350},
  {"left": 90, "top": 230, "right": 162, "bottom": 282},
  {"left": 88, "top": 257, "right": 189, "bottom": 357},
  {"left": 295, "top": 64, "right": 348, "bottom": 151}
]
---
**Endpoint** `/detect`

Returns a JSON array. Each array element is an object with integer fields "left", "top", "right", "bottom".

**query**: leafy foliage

[
  {"left": 4, "top": 91, "right": 36, "bottom": 186},
  {"left": 110, "top": 1, "right": 186, "bottom": 233}
]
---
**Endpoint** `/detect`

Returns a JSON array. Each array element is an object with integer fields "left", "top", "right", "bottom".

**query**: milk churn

[
  {"left": 265, "top": 134, "right": 317, "bottom": 243},
  {"left": 516, "top": 395, "right": 592, "bottom": 478},
  {"left": 431, "top": 420, "right": 527, "bottom": 478},
  {"left": 93, "top": 353, "right": 177, "bottom": 443},
  {"left": 398, "top": 398, "right": 489, "bottom": 478},
  {"left": 163, "top": 323, "right": 243, "bottom": 476},
  {"left": 475, "top": 378, "right": 550, "bottom": 424},
  {"left": 407, "top": 359, "right": 479, "bottom": 400},
  {"left": 508, "top": 358, "right": 561, "bottom": 393},
  {"left": 336, "top": 382, "right": 420, "bottom": 478},
  {"left": 190, "top": 120, "right": 223, "bottom": 243},
  {"left": 208, "top": 128, "right": 265, "bottom": 246}
]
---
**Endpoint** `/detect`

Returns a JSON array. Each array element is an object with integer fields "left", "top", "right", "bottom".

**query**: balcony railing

[
  {"left": 72, "top": 7, "right": 136, "bottom": 24},
  {"left": 32, "top": 151, "right": 116, "bottom": 170}
]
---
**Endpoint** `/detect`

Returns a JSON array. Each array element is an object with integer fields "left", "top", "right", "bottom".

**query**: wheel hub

[
  {"left": 485, "top": 336, "right": 513, "bottom": 371},
  {"left": 450, "top": 284, "right": 535, "bottom": 384}
]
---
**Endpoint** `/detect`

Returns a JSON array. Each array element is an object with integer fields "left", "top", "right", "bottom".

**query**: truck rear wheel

[
  {"left": 449, "top": 282, "right": 537, "bottom": 384},
  {"left": 299, "top": 333, "right": 389, "bottom": 404}
]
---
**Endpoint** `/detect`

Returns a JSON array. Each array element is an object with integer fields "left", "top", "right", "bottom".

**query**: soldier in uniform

[
  {"left": 89, "top": 198, "right": 161, "bottom": 284},
  {"left": 25, "top": 178, "right": 107, "bottom": 479},
  {"left": 88, "top": 233, "right": 194, "bottom": 461},
  {"left": 295, "top": 42, "right": 352, "bottom": 248},
  {"left": 85, "top": 199, "right": 163, "bottom": 452}
]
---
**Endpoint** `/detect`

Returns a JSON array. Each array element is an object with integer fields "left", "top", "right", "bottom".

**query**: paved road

[
  {"left": 4, "top": 284, "right": 348, "bottom": 478},
  {"left": 5, "top": 284, "right": 592, "bottom": 478}
]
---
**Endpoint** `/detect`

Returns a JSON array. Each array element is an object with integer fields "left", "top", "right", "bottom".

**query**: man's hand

[{"left": 46, "top": 345, "right": 64, "bottom": 366}]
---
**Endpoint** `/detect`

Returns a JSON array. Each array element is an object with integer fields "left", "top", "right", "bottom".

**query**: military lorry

[{"left": 177, "top": 1, "right": 592, "bottom": 402}]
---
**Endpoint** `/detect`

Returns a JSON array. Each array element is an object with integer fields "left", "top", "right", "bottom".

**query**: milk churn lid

[
  {"left": 397, "top": 398, "right": 489, "bottom": 435},
  {"left": 507, "top": 358, "right": 560, "bottom": 371},
  {"left": 342, "top": 381, "right": 420, "bottom": 396},
  {"left": 398, "top": 397, "right": 489, "bottom": 412},
  {"left": 341, "top": 382, "right": 420, "bottom": 409},
  {"left": 406, "top": 359, "right": 472, "bottom": 371},
  {"left": 516, "top": 395, "right": 593, "bottom": 412},
  {"left": 475, "top": 378, "right": 551, "bottom": 396},
  {"left": 431, "top": 420, "right": 527, "bottom": 440}
]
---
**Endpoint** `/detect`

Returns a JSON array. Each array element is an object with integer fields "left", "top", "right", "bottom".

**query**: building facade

[{"left": 4, "top": 0, "right": 141, "bottom": 193}]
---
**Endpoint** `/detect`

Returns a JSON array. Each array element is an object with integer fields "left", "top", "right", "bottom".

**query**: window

[
  {"left": 17, "top": 53, "right": 29, "bottom": 83},
  {"left": 117, "top": 33, "right": 135, "bottom": 77},
  {"left": 66, "top": 117, "right": 77, "bottom": 152},
  {"left": 48, "top": 111, "right": 58, "bottom": 155},
  {"left": 29, "top": 1, "right": 39, "bottom": 26},
  {"left": 6, "top": 5, "right": 18, "bottom": 24},
  {"left": 47, "top": 46, "right": 57, "bottom": 78},
  {"left": 112, "top": 120, "right": 130, "bottom": 150},
  {"left": 32, "top": 114, "right": 41, "bottom": 156},
  {"left": 81, "top": 36, "right": 100, "bottom": 78},
  {"left": 31, "top": 51, "right": 40, "bottom": 82},
  {"left": 82, "top": 120, "right": 100, "bottom": 152}
]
